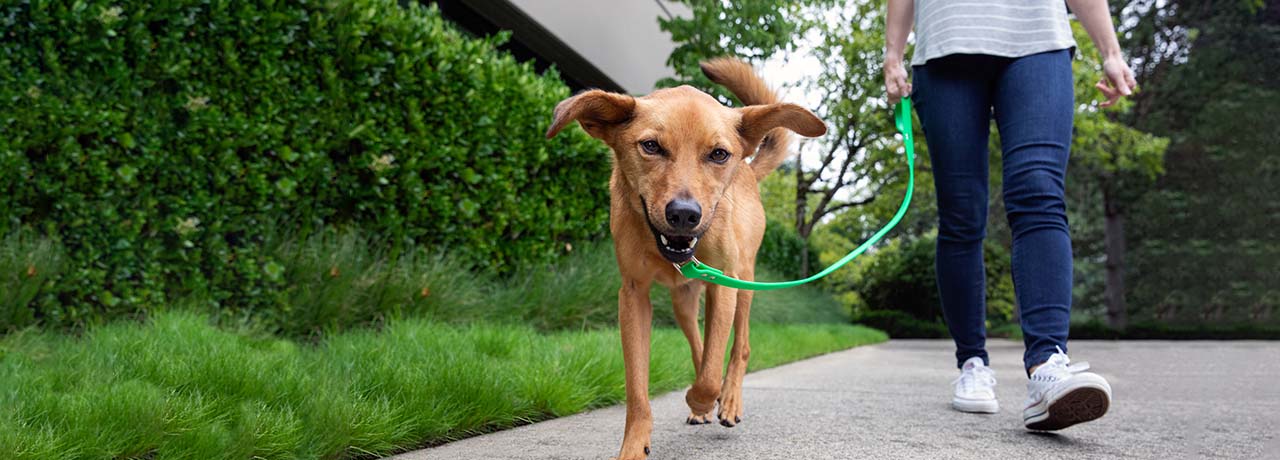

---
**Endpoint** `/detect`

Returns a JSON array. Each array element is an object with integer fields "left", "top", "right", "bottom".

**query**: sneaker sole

[
  {"left": 952, "top": 397, "right": 999, "bottom": 414},
  {"left": 1024, "top": 386, "right": 1110, "bottom": 431}
]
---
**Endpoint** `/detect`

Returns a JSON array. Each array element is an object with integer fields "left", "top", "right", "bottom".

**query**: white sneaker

[
  {"left": 1023, "top": 347, "right": 1112, "bottom": 431},
  {"left": 952, "top": 357, "right": 999, "bottom": 413}
]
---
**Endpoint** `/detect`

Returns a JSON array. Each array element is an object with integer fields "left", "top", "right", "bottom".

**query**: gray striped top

[{"left": 910, "top": 1, "right": 1076, "bottom": 66}]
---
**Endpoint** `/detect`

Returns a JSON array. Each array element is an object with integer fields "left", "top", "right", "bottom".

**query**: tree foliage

[
  {"left": 792, "top": 2, "right": 909, "bottom": 240},
  {"left": 1065, "top": 22, "right": 1170, "bottom": 327},
  {"left": 657, "top": 0, "right": 831, "bottom": 104},
  {"left": 1109, "top": 0, "right": 1279, "bottom": 324}
]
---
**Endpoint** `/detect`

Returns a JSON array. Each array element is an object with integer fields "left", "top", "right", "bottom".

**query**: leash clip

[{"left": 671, "top": 256, "right": 697, "bottom": 274}]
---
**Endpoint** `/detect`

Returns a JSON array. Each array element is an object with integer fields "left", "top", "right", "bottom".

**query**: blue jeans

[{"left": 911, "top": 49, "right": 1074, "bottom": 373}]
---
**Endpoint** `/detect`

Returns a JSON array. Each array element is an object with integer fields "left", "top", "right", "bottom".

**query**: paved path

[{"left": 394, "top": 340, "right": 1280, "bottom": 460}]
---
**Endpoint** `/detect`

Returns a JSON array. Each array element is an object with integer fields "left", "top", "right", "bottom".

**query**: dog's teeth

[
  {"left": 660, "top": 234, "right": 668, "bottom": 245},
  {"left": 690, "top": 237, "right": 698, "bottom": 246}
]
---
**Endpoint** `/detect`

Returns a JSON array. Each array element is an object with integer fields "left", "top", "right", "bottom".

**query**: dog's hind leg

[
  {"left": 717, "top": 267, "right": 755, "bottom": 427},
  {"left": 618, "top": 277, "right": 654, "bottom": 460},
  {"left": 686, "top": 282, "right": 736, "bottom": 417},
  {"left": 672, "top": 282, "right": 713, "bottom": 424}
]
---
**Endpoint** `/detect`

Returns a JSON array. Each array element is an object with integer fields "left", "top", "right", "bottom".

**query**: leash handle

[{"left": 676, "top": 97, "right": 917, "bottom": 291}]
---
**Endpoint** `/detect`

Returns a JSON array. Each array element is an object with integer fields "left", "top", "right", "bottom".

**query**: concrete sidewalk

[{"left": 395, "top": 340, "right": 1280, "bottom": 459}]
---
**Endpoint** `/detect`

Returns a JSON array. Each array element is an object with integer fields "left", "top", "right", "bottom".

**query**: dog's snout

[{"left": 664, "top": 199, "right": 702, "bottom": 230}]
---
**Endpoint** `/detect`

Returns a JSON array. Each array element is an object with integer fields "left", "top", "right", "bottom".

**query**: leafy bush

[
  {"left": 756, "top": 218, "right": 816, "bottom": 279},
  {"left": 836, "top": 233, "right": 1015, "bottom": 325},
  {"left": 0, "top": 0, "right": 611, "bottom": 327}
]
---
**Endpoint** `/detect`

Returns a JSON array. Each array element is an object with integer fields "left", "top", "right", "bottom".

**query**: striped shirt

[{"left": 910, "top": 1, "right": 1076, "bottom": 66}]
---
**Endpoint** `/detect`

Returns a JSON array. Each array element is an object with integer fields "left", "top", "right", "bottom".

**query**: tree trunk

[
  {"left": 796, "top": 164, "right": 810, "bottom": 277},
  {"left": 799, "top": 242, "right": 810, "bottom": 278},
  {"left": 1103, "top": 184, "right": 1128, "bottom": 330}
]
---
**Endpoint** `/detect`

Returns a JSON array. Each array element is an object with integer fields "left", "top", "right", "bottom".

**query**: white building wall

[{"left": 507, "top": 0, "right": 690, "bottom": 94}]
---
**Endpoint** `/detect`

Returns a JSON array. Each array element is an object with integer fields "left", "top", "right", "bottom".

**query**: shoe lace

[
  {"left": 1032, "top": 346, "right": 1091, "bottom": 383},
  {"left": 953, "top": 364, "right": 997, "bottom": 392}
]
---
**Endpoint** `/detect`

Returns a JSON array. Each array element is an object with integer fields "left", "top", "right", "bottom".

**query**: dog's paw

[
  {"left": 612, "top": 445, "right": 650, "bottom": 460},
  {"left": 686, "top": 410, "right": 715, "bottom": 425},
  {"left": 717, "top": 387, "right": 744, "bottom": 428}
]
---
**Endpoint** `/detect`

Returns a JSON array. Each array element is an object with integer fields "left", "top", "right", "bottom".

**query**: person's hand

[
  {"left": 1096, "top": 54, "right": 1137, "bottom": 108},
  {"left": 884, "top": 57, "right": 912, "bottom": 105}
]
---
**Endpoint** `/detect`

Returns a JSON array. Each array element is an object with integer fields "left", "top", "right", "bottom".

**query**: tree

[
  {"left": 1067, "top": 23, "right": 1169, "bottom": 329},
  {"left": 1104, "top": 0, "right": 1278, "bottom": 324},
  {"left": 657, "top": 0, "right": 832, "bottom": 104},
  {"left": 785, "top": 1, "right": 915, "bottom": 276}
]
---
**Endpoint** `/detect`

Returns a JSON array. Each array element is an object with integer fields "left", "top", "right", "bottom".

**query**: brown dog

[{"left": 546, "top": 58, "right": 826, "bottom": 459}]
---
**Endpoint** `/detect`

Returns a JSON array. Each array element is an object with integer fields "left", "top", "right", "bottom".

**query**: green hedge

[
  {"left": 0, "top": 1, "right": 610, "bottom": 327},
  {"left": 1068, "top": 320, "right": 1280, "bottom": 340},
  {"left": 838, "top": 233, "right": 1015, "bottom": 324}
]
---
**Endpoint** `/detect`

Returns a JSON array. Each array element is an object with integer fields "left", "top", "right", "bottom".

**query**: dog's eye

[
  {"left": 639, "top": 140, "right": 662, "bottom": 155},
  {"left": 708, "top": 148, "right": 731, "bottom": 164}
]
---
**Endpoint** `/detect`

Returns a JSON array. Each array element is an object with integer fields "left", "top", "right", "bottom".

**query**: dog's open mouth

[{"left": 648, "top": 224, "right": 700, "bottom": 264}]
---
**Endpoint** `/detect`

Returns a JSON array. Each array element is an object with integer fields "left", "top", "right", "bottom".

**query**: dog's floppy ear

[
  {"left": 738, "top": 103, "right": 826, "bottom": 144},
  {"left": 546, "top": 90, "right": 636, "bottom": 139}
]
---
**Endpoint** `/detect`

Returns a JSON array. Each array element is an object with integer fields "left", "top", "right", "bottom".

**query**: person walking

[{"left": 883, "top": 0, "right": 1135, "bottom": 430}]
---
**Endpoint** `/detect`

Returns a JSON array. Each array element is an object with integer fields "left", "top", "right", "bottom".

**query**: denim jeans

[{"left": 911, "top": 49, "right": 1074, "bottom": 373}]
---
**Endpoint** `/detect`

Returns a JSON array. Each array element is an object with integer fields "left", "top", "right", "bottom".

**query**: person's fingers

[
  {"left": 1095, "top": 80, "right": 1116, "bottom": 96},
  {"left": 1096, "top": 80, "right": 1121, "bottom": 107},
  {"left": 1107, "top": 68, "right": 1132, "bottom": 96},
  {"left": 1125, "top": 71, "right": 1138, "bottom": 93},
  {"left": 886, "top": 72, "right": 909, "bottom": 104}
]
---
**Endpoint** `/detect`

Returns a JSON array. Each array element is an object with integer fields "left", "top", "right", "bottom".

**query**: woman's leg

[
  {"left": 912, "top": 56, "right": 998, "bottom": 368},
  {"left": 991, "top": 49, "right": 1075, "bottom": 373}
]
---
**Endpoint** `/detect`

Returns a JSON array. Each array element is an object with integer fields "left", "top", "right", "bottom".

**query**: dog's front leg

[
  {"left": 717, "top": 273, "right": 755, "bottom": 427},
  {"left": 617, "top": 277, "right": 653, "bottom": 460},
  {"left": 685, "top": 282, "right": 736, "bottom": 416},
  {"left": 671, "top": 282, "right": 714, "bottom": 424}
]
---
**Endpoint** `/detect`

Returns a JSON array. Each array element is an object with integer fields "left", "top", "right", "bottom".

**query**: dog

[{"left": 545, "top": 58, "right": 826, "bottom": 459}]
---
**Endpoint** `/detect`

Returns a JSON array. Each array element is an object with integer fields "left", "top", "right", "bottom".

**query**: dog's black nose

[{"left": 665, "top": 199, "right": 702, "bottom": 230}]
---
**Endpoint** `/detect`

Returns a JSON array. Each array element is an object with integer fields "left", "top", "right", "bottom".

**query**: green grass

[
  {"left": 1, "top": 231, "right": 64, "bottom": 330},
  {"left": 1, "top": 231, "right": 871, "bottom": 457},
  {"left": 2, "top": 229, "right": 848, "bottom": 334},
  {"left": 428, "top": 239, "right": 849, "bottom": 330},
  {"left": 260, "top": 234, "right": 849, "bottom": 335},
  {"left": 0, "top": 312, "right": 885, "bottom": 459}
]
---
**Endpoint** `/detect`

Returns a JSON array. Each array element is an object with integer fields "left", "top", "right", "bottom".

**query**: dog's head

[{"left": 545, "top": 85, "right": 823, "bottom": 263}]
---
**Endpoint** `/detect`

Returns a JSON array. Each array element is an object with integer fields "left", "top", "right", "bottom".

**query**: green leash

[{"left": 674, "top": 97, "right": 917, "bottom": 291}]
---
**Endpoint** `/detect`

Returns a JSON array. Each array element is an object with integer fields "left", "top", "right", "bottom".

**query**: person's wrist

[
  {"left": 885, "top": 56, "right": 904, "bottom": 73},
  {"left": 1098, "top": 45, "right": 1124, "bottom": 62}
]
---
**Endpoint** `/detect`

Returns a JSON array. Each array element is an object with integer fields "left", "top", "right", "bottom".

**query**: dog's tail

[{"left": 700, "top": 57, "right": 792, "bottom": 182}]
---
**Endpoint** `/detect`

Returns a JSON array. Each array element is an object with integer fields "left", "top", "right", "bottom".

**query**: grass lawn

[
  {"left": 414, "top": 240, "right": 850, "bottom": 333},
  {"left": 0, "top": 312, "right": 885, "bottom": 459}
]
